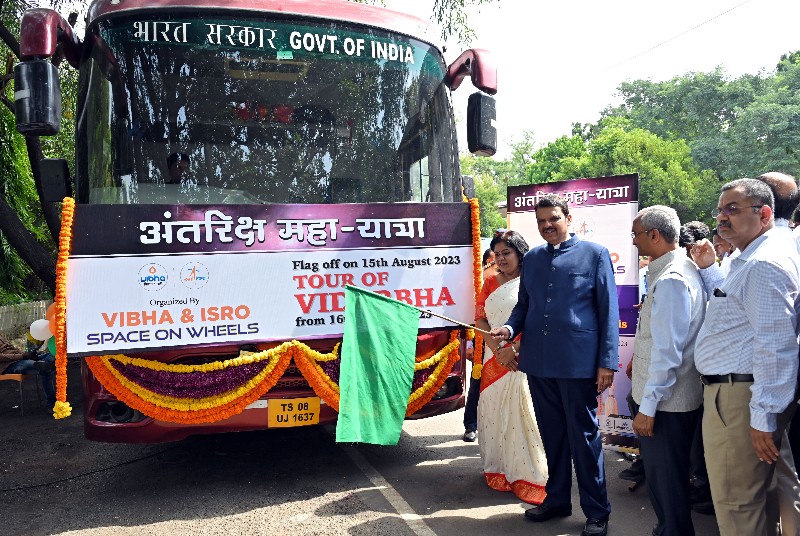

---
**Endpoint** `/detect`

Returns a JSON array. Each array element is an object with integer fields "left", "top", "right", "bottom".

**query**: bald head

[{"left": 757, "top": 172, "right": 799, "bottom": 220}]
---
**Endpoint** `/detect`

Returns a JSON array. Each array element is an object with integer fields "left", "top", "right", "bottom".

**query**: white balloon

[{"left": 30, "top": 318, "right": 52, "bottom": 341}]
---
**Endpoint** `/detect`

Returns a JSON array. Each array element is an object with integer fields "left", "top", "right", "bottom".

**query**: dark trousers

[
  {"left": 689, "top": 405, "right": 708, "bottom": 487},
  {"left": 528, "top": 376, "right": 611, "bottom": 520},
  {"left": 788, "top": 406, "right": 800, "bottom": 475},
  {"left": 627, "top": 391, "right": 639, "bottom": 418},
  {"left": 640, "top": 408, "right": 700, "bottom": 536},
  {"left": 463, "top": 374, "right": 480, "bottom": 431}
]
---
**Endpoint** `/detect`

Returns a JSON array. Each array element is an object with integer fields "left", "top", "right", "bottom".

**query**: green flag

[{"left": 336, "top": 285, "right": 420, "bottom": 445}]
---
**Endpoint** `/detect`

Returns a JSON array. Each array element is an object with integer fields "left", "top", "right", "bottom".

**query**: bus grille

[{"left": 276, "top": 365, "right": 310, "bottom": 390}]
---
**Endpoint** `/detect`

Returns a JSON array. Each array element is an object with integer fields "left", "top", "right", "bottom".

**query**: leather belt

[{"left": 700, "top": 373, "right": 755, "bottom": 386}]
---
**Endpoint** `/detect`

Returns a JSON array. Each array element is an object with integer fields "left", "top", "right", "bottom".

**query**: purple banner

[
  {"left": 617, "top": 285, "right": 639, "bottom": 337},
  {"left": 70, "top": 203, "right": 472, "bottom": 256},
  {"left": 508, "top": 174, "right": 639, "bottom": 212}
]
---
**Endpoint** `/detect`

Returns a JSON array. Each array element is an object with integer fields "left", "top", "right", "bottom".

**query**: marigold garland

[
  {"left": 294, "top": 333, "right": 462, "bottom": 415},
  {"left": 83, "top": 334, "right": 461, "bottom": 424},
  {"left": 85, "top": 346, "right": 293, "bottom": 424},
  {"left": 53, "top": 197, "right": 75, "bottom": 419},
  {"left": 53, "top": 197, "right": 482, "bottom": 423},
  {"left": 405, "top": 331, "right": 461, "bottom": 416},
  {"left": 469, "top": 198, "right": 484, "bottom": 380},
  {"left": 292, "top": 342, "right": 342, "bottom": 412}
]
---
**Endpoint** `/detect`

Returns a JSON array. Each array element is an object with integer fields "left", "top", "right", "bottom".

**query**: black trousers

[
  {"left": 462, "top": 374, "right": 480, "bottom": 431},
  {"left": 529, "top": 376, "right": 610, "bottom": 521},
  {"left": 639, "top": 408, "right": 701, "bottom": 536}
]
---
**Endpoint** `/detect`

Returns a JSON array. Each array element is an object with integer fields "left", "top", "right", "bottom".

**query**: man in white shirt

[{"left": 694, "top": 179, "right": 800, "bottom": 536}]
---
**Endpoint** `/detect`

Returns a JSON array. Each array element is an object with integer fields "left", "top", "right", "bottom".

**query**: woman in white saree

[{"left": 475, "top": 230, "right": 548, "bottom": 504}]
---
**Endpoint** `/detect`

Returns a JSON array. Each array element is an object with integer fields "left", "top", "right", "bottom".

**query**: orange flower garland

[
  {"left": 295, "top": 334, "right": 463, "bottom": 416},
  {"left": 85, "top": 346, "right": 293, "bottom": 424},
  {"left": 405, "top": 331, "right": 461, "bottom": 416},
  {"left": 469, "top": 197, "right": 484, "bottom": 379},
  {"left": 53, "top": 197, "right": 75, "bottom": 419},
  {"left": 83, "top": 334, "right": 461, "bottom": 423},
  {"left": 50, "top": 197, "right": 483, "bottom": 423},
  {"left": 292, "top": 343, "right": 342, "bottom": 412}
]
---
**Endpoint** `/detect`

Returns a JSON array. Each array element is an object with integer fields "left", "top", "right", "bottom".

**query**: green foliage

[
  {"left": 579, "top": 123, "right": 719, "bottom": 222},
  {"left": 41, "top": 66, "right": 79, "bottom": 169},
  {"left": 722, "top": 60, "right": 800, "bottom": 179},
  {"left": 466, "top": 50, "right": 800, "bottom": 228},
  {"left": 461, "top": 154, "right": 507, "bottom": 236},
  {"left": 431, "top": 0, "right": 495, "bottom": 45},
  {"left": 524, "top": 134, "right": 588, "bottom": 186},
  {"left": 353, "top": 0, "right": 493, "bottom": 44},
  {"left": 0, "top": 94, "right": 47, "bottom": 302},
  {"left": 0, "top": 0, "right": 76, "bottom": 303},
  {"left": 605, "top": 57, "right": 800, "bottom": 181},
  {"left": 473, "top": 174, "right": 506, "bottom": 236},
  {"left": 492, "top": 118, "right": 719, "bottom": 225}
]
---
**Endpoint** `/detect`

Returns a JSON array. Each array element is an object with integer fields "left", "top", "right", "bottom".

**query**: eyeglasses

[
  {"left": 711, "top": 205, "right": 764, "bottom": 217},
  {"left": 631, "top": 229, "right": 653, "bottom": 239}
]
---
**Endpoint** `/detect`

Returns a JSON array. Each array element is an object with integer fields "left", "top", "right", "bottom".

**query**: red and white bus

[{"left": 15, "top": 0, "right": 497, "bottom": 442}]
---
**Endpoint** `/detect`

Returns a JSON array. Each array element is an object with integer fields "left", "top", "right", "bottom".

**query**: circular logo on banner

[
  {"left": 139, "top": 263, "right": 168, "bottom": 291},
  {"left": 180, "top": 262, "right": 209, "bottom": 290}
]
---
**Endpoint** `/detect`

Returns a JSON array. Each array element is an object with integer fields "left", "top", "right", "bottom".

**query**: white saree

[{"left": 477, "top": 277, "right": 548, "bottom": 504}]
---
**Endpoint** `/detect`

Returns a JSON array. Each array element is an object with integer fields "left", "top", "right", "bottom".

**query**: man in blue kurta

[{"left": 491, "top": 194, "right": 619, "bottom": 536}]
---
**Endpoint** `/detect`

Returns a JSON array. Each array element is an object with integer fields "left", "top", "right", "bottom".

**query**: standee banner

[
  {"left": 66, "top": 203, "right": 475, "bottom": 357},
  {"left": 507, "top": 174, "right": 639, "bottom": 452}
]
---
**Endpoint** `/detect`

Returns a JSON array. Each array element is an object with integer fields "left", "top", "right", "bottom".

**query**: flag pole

[{"left": 346, "top": 285, "right": 492, "bottom": 335}]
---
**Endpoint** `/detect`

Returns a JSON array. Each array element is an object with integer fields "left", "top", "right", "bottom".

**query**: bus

[{"left": 14, "top": 0, "right": 497, "bottom": 443}]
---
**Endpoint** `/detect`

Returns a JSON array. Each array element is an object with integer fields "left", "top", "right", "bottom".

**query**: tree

[
  {"left": 0, "top": 0, "right": 78, "bottom": 301},
  {"left": 461, "top": 153, "right": 508, "bottom": 236},
  {"left": 722, "top": 57, "right": 800, "bottom": 179},
  {"left": 579, "top": 121, "right": 720, "bottom": 222},
  {"left": 524, "top": 134, "right": 588, "bottom": 186},
  {"left": 357, "top": 0, "right": 495, "bottom": 44},
  {"left": 601, "top": 57, "right": 800, "bottom": 181},
  {"left": 515, "top": 119, "right": 719, "bottom": 223}
]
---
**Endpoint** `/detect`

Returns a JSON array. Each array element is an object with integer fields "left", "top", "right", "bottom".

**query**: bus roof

[{"left": 86, "top": 0, "right": 440, "bottom": 47}]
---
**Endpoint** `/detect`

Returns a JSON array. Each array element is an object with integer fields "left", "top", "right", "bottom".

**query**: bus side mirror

[
  {"left": 467, "top": 93, "right": 496, "bottom": 157},
  {"left": 40, "top": 158, "right": 72, "bottom": 201},
  {"left": 461, "top": 175, "right": 475, "bottom": 199},
  {"left": 14, "top": 60, "right": 62, "bottom": 136},
  {"left": 445, "top": 49, "right": 497, "bottom": 95}
]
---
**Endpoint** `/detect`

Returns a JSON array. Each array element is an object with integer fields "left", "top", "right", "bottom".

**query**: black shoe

[
  {"left": 524, "top": 503, "right": 572, "bottom": 522},
  {"left": 693, "top": 500, "right": 715, "bottom": 515},
  {"left": 33, "top": 360, "right": 55, "bottom": 373},
  {"left": 618, "top": 458, "right": 645, "bottom": 482},
  {"left": 582, "top": 519, "right": 608, "bottom": 536},
  {"left": 462, "top": 430, "right": 477, "bottom": 442}
]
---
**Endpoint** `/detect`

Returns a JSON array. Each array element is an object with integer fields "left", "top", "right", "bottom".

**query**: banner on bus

[
  {"left": 507, "top": 174, "right": 640, "bottom": 453},
  {"left": 65, "top": 203, "right": 475, "bottom": 356}
]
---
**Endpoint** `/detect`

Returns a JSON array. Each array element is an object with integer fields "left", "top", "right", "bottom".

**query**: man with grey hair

[
  {"left": 695, "top": 178, "right": 800, "bottom": 535},
  {"left": 630, "top": 205, "right": 706, "bottom": 536}
]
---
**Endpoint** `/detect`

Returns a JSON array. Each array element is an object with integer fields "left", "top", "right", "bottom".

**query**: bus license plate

[{"left": 268, "top": 397, "right": 320, "bottom": 428}]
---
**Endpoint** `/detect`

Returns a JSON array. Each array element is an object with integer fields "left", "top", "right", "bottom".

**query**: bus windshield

[{"left": 76, "top": 14, "right": 461, "bottom": 205}]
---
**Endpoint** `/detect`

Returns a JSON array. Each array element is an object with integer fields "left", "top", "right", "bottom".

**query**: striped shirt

[{"left": 695, "top": 229, "right": 800, "bottom": 432}]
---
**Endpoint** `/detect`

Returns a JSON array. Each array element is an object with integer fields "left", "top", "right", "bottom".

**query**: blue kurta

[{"left": 506, "top": 233, "right": 620, "bottom": 379}]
